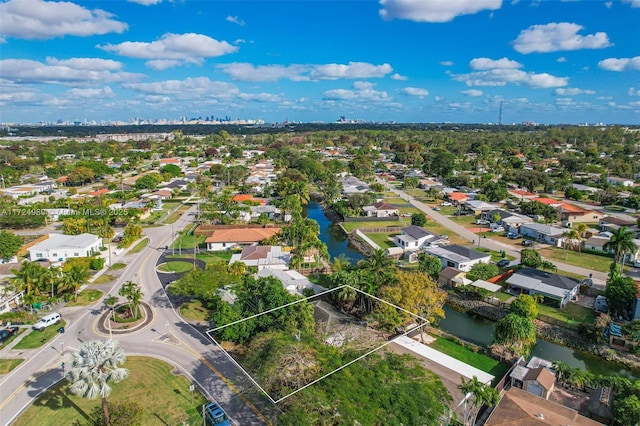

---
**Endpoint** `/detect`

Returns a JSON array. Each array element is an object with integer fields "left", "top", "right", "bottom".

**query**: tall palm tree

[
  {"left": 574, "top": 223, "right": 588, "bottom": 252},
  {"left": 357, "top": 249, "right": 393, "bottom": 274},
  {"left": 552, "top": 360, "right": 571, "bottom": 386},
  {"left": 118, "top": 281, "right": 143, "bottom": 319},
  {"left": 41, "top": 266, "right": 61, "bottom": 299},
  {"left": 66, "top": 340, "right": 129, "bottom": 426},
  {"left": 604, "top": 226, "right": 638, "bottom": 273},
  {"left": 67, "top": 264, "right": 91, "bottom": 301}
]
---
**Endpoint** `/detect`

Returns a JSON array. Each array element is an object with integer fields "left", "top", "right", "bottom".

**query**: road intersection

[{"left": 0, "top": 204, "right": 268, "bottom": 425}]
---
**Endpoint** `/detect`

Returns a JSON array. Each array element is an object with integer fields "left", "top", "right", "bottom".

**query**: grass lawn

[
  {"left": 421, "top": 221, "right": 467, "bottom": 246},
  {"left": 493, "top": 291, "right": 513, "bottom": 302},
  {"left": 93, "top": 274, "right": 117, "bottom": 284},
  {"left": 110, "top": 262, "right": 126, "bottom": 270},
  {"left": 429, "top": 337, "right": 510, "bottom": 385},
  {"left": 365, "top": 233, "right": 399, "bottom": 249},
  {"left": 165, "top": 205, "right": 190, "bottom": 224},
  {"left": 65, "top": 290, "right": 104, "bottom": 307},
  {"left": 537, "top": 302, "right": 596, "bottom": 326},
  {"left": 0, "top": 328, "right": 26, "bottom": 349},
  {"left": 172, "top": 233, "right": 205, "bottom": 250},
  {"left": 179, "top": 300, "right": 212, "bottom": 322},
  {"left": 158, "top": 261, "right": 194, "bottom": 273},
  {"left": 537, "top": 247, "right": 612, "bottom": 273},
  {"left": 127, "top": 237, "right": 149, "bottom": 254},
  {"left": 13, "top": 319, "right": 66, "bottom": 350},
  {"left": 13, "top": 356, "right": 208, "bottom": 426},
  {"left": 172, "top": 252, "right": 231, "bottom": 265},
  {"left": 0, "top": 358, "right": 24, "bottom": 374},
  {"left": 449, "top": 215, "right": 477, "bottom": 226},
  {"left": 382, "top": 197, "right": 409, "bottom": 205},
  {"left": 477, "top": 248, "right": 516, "bottom": 262},
  {"left": 342, "top": 220, "right": 409, "bottom": 232},
  {"left": 404, "top": 189, "right": 429, "bottom": 197}
]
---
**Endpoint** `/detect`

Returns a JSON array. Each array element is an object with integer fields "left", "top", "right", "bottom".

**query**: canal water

[
  {"left": 305, "top": 201, "right": 364, "bottom": 264},
  {"left": 309, "top": 201, "right": 638, "bottom": 379}
]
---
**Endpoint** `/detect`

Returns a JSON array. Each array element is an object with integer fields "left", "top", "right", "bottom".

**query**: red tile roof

[
  {"left": 205, "top": 227, "right": 281, "bottom": 244},
  {"left": 448, "top": 192, "right": 470, "bottom": 201},
  {"left": 536, "top": 197, "right": 563, "bottom": 206}
]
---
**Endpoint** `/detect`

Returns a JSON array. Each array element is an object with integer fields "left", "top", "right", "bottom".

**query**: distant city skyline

[{"left": 1, "top": 0, "right": 639, "bottom": 125}]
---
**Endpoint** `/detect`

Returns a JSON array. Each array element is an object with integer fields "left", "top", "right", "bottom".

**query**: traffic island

[{"left": 96, "top": 301, "right": 154, "bottom": 336}]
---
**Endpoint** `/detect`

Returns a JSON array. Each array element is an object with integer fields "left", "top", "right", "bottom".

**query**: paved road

[
  {"left": 376, "top": 177, "right": 608, "bottom": 285},
  {"left": 0, "top": 205, "right": 269, "bottom": 425}
]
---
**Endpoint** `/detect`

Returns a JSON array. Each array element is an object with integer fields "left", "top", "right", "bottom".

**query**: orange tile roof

[
  {"left": 232, "top": 194, "right": 253, "bottom": 202},
  {"left": 57, "top": 176, "right": 68, "bottom": 182},
  {"left": 88, "top": 188, "right": 109, "bottom": 196},
  {"left": 509, "top": 189, "right": 538, "bottom": 198},
  {"left": 448, "top": 192, "right": 469, "bottom": 201},
  {"left": 160, "top": 158, "right": 180, "bottom": 163},
  {"left": 536, "top": 197, "right": 563, "bottom": 206},
  {"left": 561, "top": 203, "right": 587, "bottom": 214},
  {"left": 205, "top": 227, "right": 281, "bottom": 244}
]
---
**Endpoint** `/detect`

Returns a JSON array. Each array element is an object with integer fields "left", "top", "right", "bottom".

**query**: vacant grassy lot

[
  {"left": 14, "top": 319, "right": 66, "bottom": 349},
  {"left": 158, "top": 261, "right": 194, "bottom": 273},
  {"left": 449, "top": 215, "right": 477, "bottom": 226},
  {"left": 429, "top": 337, "right": 510, "bottom": 385},
  {"left": 537, "top": 247, "right": 612, "bottom": 273},
  {"left": 421, "top": 221, "right": 468, "bottom": 246},
  {"left": 65, "top": 290, "right": 104, "bottom": 307},
  {"left": 537, "top": 302, "right": 596, "bottom": 326},
  {"left": 0, "top": 358, "right": 24, "bottom": 374},
  {"left": 172, "top": 252, "right": 231, "bottom": 265},
  {"left": 172, "top": 232, "right": 205, "bottom": 250},
  {"left": 477, "top": 248, "right": 516, "bottom": 262},
  {"left": 179, "top": 300, "right": 212, "bottom": 322},
  {"left": 127, "top": 237, "right": 149, "bottom": 254},
  {"left": 365, "top": 233, "right": 399, "bottom": 249},
  {"left": 13, "top": 357, "right": 207, "bottom": 426},
  {"left": 342, "top": 220, "right": 409, "bottom": 232},
  {"left": 165, "top": 205, "right": 191, "bottom": 224}
]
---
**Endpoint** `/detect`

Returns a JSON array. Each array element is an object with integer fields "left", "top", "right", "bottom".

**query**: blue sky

[{"left": 1, "top": 0, "right": 639, "bottom": 125}]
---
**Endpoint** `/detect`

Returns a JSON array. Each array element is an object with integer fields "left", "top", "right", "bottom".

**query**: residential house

[
  {"left": 599, "top": 216, "right": 636, "bottom": 232},
  {"left": 204, "top": 227, "right": 281, "bottom": 251},
  {"left": 519, "top": 223, "right": 565, "bottom": 247},
  {"left": 362, "top": 202, "right": 399, "bottom": 218},
  {"left": 43, "top": 208, "right": 74, "bottom": 221},
  {"left": 535, "top": 197, "right": 564, "bottom": 208},
  {"left": 464, "top": 200, "right": 499, "bottom": 216},
  {"left": 572, "top": 183, "right": 600, "bottom": 194},
  {"left": 341, "top": 175, "right": 370, "bottom": 195},
  {"left": 256, "top": 268, "right": 324, "bottom": 296},
  {"left": 584, "top": 236, "right": 610, "bottom": 253},
  {"left": 481, "top": 209, "right": 532, "bottom": 234},
  {"left": 485, "top": 387, "right": 602, "bottom": 426},
  {"left": 606, "top": 176, "right": 634, "bottom": 187},
  {"left": 447, "top": 192, "right": 470, "bottom": 205},
  {"left": 394, "top": 226, "right": 439, "bottom": 251},
  {"left": 424, "top": 244, "right": 491, "bottom": 272},
  {"left": 418, "top": 178, "right": 441, "bottom": 190},
  {"left": 560, "top": 205, "right": 605, "bottom": 226},
  {"left": 229, "top": 246, "right": 290, "bottom": 271},
  {"left": 508, "top": 189, "right": 539, "bottom": 201},
  {"left": 163, "top": 179, "right": 188, "bottom": 191},
  {"left": 505, "top": 267, "right": 582, "bottom": 308},
  {"left": 28, "top": 233, "right": 102, "bottom": 263},
  {"left": 437, "top": 267, "right": 466, "bottom": 286}
]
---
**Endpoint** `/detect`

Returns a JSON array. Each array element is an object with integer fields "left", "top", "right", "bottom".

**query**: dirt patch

[{"left": 549, "top": 386, "right": 589, "bottom": 413}]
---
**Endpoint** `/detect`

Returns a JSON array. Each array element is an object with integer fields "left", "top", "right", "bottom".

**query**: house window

[
  {"left": 52, "top": 253, "right": 57, "bottom": 257},
  {"left": 74, "top": 252, "right": 79, "bottom": 256},
  {"left": 36, "top": 253, "right": 43, "bottom": 258}
]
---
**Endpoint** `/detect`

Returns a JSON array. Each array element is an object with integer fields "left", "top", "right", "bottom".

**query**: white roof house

[
  {"left": 28, "top": 233, "right": 102, "bottom": 262},
  {"left": 229, "top": 246, "right": 290, "bottom": 271},
  {"left": 256, "top": 268, "right": 325, "bottom": 296},
  {"left": 424, "top": 244, "right": 491, "bottom": 272}
]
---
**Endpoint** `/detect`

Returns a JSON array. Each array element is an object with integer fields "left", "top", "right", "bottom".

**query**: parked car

[
  {"left": 433, "top": 207, "right": 441, "bottom": 211},
  {"left": 32, "top": 312, "right": 61, "bottom": 331},
  {"left": 0, "top": 326, "right": 19, "bottom": 345},
  {"left": 497, "top": 259, "right": 510, "bottom": 268},
  {"left": 504, "top": 232, "right": 516, "bottom": 238},
  {"left": 491, "top": 226, "right": 505, "bottom": 233},
  {"left": 522, "top": 240, "right": 534, "bottom": 247},
  {"left": 203, "top": 401, "right": 231, "bottom": 426},
  {"left": 476, "top": 219, "right": 490, "bottom": 225},
  {"left": 441, "top": 201, "right": 452, "bottom": 206}
]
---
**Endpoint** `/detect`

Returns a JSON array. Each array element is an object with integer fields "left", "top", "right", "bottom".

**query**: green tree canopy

[
  {"left": 510, "top": 294, "right": 539, "bottom": 319},
  {"left": 411, "top": 212, "right": 427, "bottom": 226},
  {"left": 605, "top": 275, "right": 637, "bottom": 318},
  {"left": 520, "top": 248, "right": 542, "bottom": 268},
  {"left": 0, "top": 230, "right": 23, "bottom": 262},
  {"left": 494, "top": 313, "right": 536, "bottom": 354},
  {"left": 466, "top": 263, "right": 499, "bottom": 282}
]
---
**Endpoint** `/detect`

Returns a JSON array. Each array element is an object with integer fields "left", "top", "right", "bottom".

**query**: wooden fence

[{"left": 356, "top": 227, "right": 403, "bottom": 233}]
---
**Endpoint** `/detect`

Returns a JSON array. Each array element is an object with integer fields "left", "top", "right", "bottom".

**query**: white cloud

[
  {"left": 555, "top": 97, "right": 575, "bottom": 106},
  {"left": 461, "top": 89, "right": 483, "bottom": 97},
  {"left": 311, "top": 62, "right": 393, "bottom": 79},
  {"left": 0, "top": 58, "right": 139, "bottom": 84},
  {"left": 597, "top": 56, "right": 640, "bottom": 71},
  {"left": 401, "top": 87, "right": 429, "bottom": 98},
  {"left": 434, "top": 96, "right": 444, "bottom": 101},
  {"left": 557, "top": 56, "right": 567, "bottom": 63},
  {"left": 605, "top": 1, "right": 613, "bottom": 8},
  {"left": 323, "top": 81, "right": 389, "bottom": 101},
  {"left": 622, "top": 0, "right": 640, "bottom": 7},
  {"left": 99, "top": 33, "right": 238, "bottom": 68},
  {"left": 470, "top": 57, "right": 522, "bottom": 70},
  {"left": 629, "top": 87, "right": 640, "bottom": 96},
  {"left": 0, "top": 0, "right": 128, "bottom": 40},
  {"left": 391, "top": 73, "right": 408, "bottom": 80},
  {"left": 128, "top": 0, "right": 162, "bottom": 5},
  {"left": 145, "top": 60, "right": 182, "bottom": 70},
  {"left": 66, "top": 86, "right": 114, "bottom": 99},
  {"left": 218, "top": 62, "right": 393, "bottom": 82},
  {"left": 555, "top": 87, "right": 595, "bottom": 96},
  {"left": 453, "top": 57, "right": 568, "bottom": 88},
  {"left": 512, "top": 22, "right": 612, "bottom": 54},
  {"left": 439, "top": 61, "right": 454, "bottom": 66},
  {"left": 123, "top": 77, "right": 240, "bottom": 98},
  {"left": 226, "top": 15, "right": 245, "bottom": 26},
  {"left": 238, "top": 93, "right": 282, "bottom": 103},
  {"left": 379, "top": 0, "right": 502, "bottom": 23}
]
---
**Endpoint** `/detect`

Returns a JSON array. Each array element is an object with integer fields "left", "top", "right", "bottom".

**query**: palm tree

[
  {"left": 562, "top": 228, "right": 581, "bottom": 258},
  {"left": 66, "top": 339, "right": 129, "bottom": 426},
  {"left": 574, "top": 223, "right": 588, "bottom": 252},
  {"left": 11, "top": 261, "right": 45, "bottom": 298},
  {"left": 604, "top": 226, "right": 638, "bottom": 273},
  {"left": 41, "top": 266, "right": 61, "bottom": 299},
  {"left": 458, "top": 376, "right": 497, "bottom": 426},
  {"left": 118, "top": 281, "right": 143, "bottom": 319},
  {"left": 357, "top": 249, "right": 393, "bottom": 274},
  {"left": 552, "top": 360, "right": 571, "bottom": 386},
  {"left": 331, "top": 254, "right": 352, "bottom": 272},
  {"left": 67, "top": 264, "right": 91, "bottom": 301}
]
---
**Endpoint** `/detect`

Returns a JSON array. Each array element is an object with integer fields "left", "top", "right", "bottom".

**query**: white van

[{"left": 33, "top": 313, "right": 61, "bottom": 331}]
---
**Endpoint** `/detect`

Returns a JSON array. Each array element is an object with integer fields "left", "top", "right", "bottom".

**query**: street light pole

[{"left": 60, "top": 339, "right": 64, "bottom": 354}]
